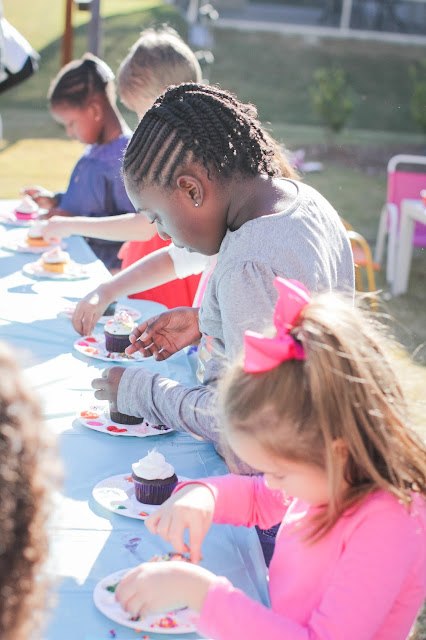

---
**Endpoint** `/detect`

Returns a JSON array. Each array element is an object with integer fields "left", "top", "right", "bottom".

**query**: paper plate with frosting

[
  {"left": 2, "top": 224, "right": 63, "bottom": 254},
  {"left": 92, "top": 472, "right": 189, "bottom": 521},
  {"left": 73, "top": 333, "right": 144, "bottom": 362},
  {"left": 0, "top": 197, "right": 41, "bottom": 226},
  {"left": 93, "top": 567, "right": 198, "bottom": 633},
  {"left": 23, "top": 247, "right": 90, "bottom": 280},
  {"left": 77, "top": 406, "right": 173, "bottom": 437}
]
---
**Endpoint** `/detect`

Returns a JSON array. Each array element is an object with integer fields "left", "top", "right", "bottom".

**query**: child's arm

[
  {"left": 72, "top": 246, "right": 176, "bottom": 335},
  {"left": 21, "top": 185, "right": 58, "bottom": 210},
  {"left": 145, "top": 477, "right": 287, "bottom": 562},
  {"left": 42, "top": 213, "right": 156, "bottom": 242}
]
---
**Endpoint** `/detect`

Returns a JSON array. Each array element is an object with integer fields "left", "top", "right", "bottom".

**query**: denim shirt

[{"left": 56, "top": 134, "right": 134, "bottom": 270}]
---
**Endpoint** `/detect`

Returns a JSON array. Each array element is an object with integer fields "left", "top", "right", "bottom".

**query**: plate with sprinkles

[
  {"left": 92, "top": 473, "right": 190, "bottom": 521},
  {"left": 73, "top": 334, "right": 144, "bottom": 362},
  {"left": 77, "top": 405, "right": 173, "bottom": 438},
  {"left": 93, "top": 568, "right": 199, "bottom": 633}
]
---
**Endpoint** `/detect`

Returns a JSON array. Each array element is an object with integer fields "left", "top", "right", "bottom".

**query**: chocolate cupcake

[
  {"left": 104, "top": 310, "right": 136, "bottom": 353},
  {"left": 131, "top": 451, "right": 178, "bottom": 505},
  {"left": 109, "top": 405, "right": 143, "bottom": 426}
]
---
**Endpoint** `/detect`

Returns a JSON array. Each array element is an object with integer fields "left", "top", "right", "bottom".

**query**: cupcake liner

[
  {"left": 132, "top": 474, "right": 178, "bottom": 505},
  {"left": 109, "top": 409, "right": 143, "bottom": 425},
  {"left": 104, "top": 332, "right": 131, "bottom": 353}
]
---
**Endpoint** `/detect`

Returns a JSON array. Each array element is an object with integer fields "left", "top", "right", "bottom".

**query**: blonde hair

[
  {"left": 0, "top": 342, "right": 59, "bottom": 640},
  {"left": 117, "top": 27, "right": 202, "bottom": 112},
  {"left": 219, "top": 294, "right": 426, "bottom": 541}
]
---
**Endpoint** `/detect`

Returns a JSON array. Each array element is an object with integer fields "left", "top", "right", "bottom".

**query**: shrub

[
  {"left": 310, "top": 66, "right": 354, "bottom": 135},
  {"left": 409, "top": 60, "right": 426, "bottom": 133}
]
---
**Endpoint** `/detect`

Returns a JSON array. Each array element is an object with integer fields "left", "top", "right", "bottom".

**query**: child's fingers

[
  {"left": 188, "top": 521, "right": 205, "bottom": 564},
  {"left": 168, "top": 517, "right": 190, "bottom": 555}
]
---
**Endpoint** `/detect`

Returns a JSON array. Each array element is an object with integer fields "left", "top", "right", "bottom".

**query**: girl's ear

[
  {"left": 176, "top": 175, "right": 203, "bottom": 207},
  {"left": 89, "top": 100, "right": 103, "bottom": 123}
]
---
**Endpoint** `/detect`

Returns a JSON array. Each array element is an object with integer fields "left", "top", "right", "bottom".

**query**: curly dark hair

[
  {"left": 0, "top": 342, "right": 58, "bottom": 640},
  {"left": 123, "top": 83, "right": 297, "bottom": 188}
]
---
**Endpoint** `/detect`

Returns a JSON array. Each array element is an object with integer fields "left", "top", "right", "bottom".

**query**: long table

[{"left": 0, "top": 202, "right": 269, "bottom": 640}]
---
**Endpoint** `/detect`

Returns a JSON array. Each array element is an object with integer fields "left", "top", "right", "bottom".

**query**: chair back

[{"left": 386, "top": 155, "right": 426, "bottom": 247}]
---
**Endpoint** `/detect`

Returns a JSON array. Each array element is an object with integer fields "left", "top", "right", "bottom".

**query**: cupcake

[
  {"left": 104, "top": 310, "right": 136, "bottom": 353},
  {"left": 41, "top": 247, "right": 70, "bottom": 273},
  {"left": 131, "top": 450, "right": 178, "bottom": 505},
  {"left": 109, "top": 401, "right": 143, "bottom": 426},
  {"left": 14, "top": 196, "right": 39, "bottom": 221},
  {"left": 26, "top": 220, "right": 50, "bottom": 247}
]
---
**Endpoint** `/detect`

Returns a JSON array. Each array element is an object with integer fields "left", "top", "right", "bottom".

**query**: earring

[{"left": 194, "top": 202, "right": 200, "bottom": 207}]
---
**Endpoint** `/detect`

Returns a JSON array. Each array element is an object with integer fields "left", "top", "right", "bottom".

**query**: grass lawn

[{"left": 1, "top": 0, "right": 426, "bottom": 636}]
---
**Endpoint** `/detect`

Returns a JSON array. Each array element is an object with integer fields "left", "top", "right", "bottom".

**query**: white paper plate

[
  {"left": 92, "top": 473, "right": 189, "bottom": 521},
  {"left": 59, "top": 303, "right": 141, "bottom": 324},
  {"left": 93, "top": 568, "right": 198, "bottom": 633},
  {"left": 77, "top": 405, "right": 173, "bottom": 437},
  {"left": 23, "top": 259, "right": 90, "bottom": 280},
  {"left": 2, "top": 236, "right": 63, "bottom": 254},
  {"left": 74, "top": 333, "right": 144, "bottom": 362}
]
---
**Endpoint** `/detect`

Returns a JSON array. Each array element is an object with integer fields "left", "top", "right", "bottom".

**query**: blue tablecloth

[{"left": 0, "top": 204, "right": 269, "bottom": 640}]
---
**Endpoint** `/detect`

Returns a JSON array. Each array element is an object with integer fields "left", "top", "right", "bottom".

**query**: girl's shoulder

[{"left": 345, "top": 489, "right": 426, "bottom": 538}]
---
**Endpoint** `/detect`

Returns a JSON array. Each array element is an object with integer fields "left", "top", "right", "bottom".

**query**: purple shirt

[{"left": 56, "top": 134, "right": 134, "bottom": 270}]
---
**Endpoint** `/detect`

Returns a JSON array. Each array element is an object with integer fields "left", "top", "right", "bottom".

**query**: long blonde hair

[{"left": 219, "top": 294, "right": 426, "bottom": 541}]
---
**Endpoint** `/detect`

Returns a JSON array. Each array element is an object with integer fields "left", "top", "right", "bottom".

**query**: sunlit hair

[
  {"left": 117, "top": 26, "right": 202, "bottom": 113},
  {"left": 123, "top": 83, "right": 298, "bottom": 190},
  {"left": 48, "top": 53, "right": 116, "bottom": 108},
  {"left": 219, "top": 294, "right": 426, "bottom": 542},
  {"left": 0, "top": 342, "right": 59, "bottom": 640}
]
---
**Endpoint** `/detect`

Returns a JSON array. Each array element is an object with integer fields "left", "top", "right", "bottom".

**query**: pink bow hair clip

[{"left": 243, "top": 278, "right": 310, "bottom": 373}]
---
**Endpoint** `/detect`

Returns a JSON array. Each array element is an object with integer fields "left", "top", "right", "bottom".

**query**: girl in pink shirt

[{"left": 116, "top": 278, "right": 426, "bottom": 640}]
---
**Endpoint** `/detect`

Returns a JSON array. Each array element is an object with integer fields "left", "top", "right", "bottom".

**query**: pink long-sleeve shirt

[{"left": 180, "top": 475, "right": 426, "bottom": 640}]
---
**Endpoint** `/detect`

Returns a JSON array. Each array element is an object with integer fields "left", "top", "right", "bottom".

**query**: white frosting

[
  {"left": 41, "top": 247, "right": 69, "bottom": 264},
  {"left": 104, "top": 310, "right": 136, "bottom": 335},
  {"left": 28, "top": 220, "right": 47, "bottom": 238},
  {"left": 16, "top": 196, "right": 39, "bottom": 214},
  {"left": 132, "top": 450, "right": 175, "bottom": 480}
]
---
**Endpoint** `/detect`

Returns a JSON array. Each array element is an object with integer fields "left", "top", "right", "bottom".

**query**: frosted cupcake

[
  {"left": 27, "top": 220, "right": 50, "bottom": 247},
  {"left": 41, "top": 247, "right": 70, "bottom": 273},
  {"left": 14, "top": 196, "right": 39, "bottom": 221},
  {"left": 104, "top": 310, "right": 136, "bottom": 353},
  {"left": 132, "top": 451, "right": 178, "bottom": 505}
]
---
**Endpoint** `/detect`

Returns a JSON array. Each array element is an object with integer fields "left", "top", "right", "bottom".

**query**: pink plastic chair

[{"left": 375, "top": 154, "right": 426, "bottom": 283}]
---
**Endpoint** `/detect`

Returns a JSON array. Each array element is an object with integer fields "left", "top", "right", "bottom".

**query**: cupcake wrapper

[
  {"left": 133, "top": 479, "right": 178, "bottom": 505},
  {"left": 104, "top": 333, "right": 131, "bottom": 353},
  {"left": 109, "top": 410, "right": 143, "bottom": 425}
]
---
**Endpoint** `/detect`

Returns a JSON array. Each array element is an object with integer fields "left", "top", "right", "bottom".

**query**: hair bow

[{"left": 243, "top": 278, "right": 310, "bottom": 373}]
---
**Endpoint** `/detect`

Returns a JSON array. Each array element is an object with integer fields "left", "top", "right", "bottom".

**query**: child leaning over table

[
  {"left": 115, "top": 278, "right": 426, "bottom": 640},
  {"left": 22, "top": 53, "right": 135, "bottom": 272},
  {"left": 0, "top": 341, "right": 58, "bottom": 640}
]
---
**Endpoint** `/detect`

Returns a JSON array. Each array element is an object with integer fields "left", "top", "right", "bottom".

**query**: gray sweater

[{"left": 117, "top": 180, "right": 354, "bottom": 472}]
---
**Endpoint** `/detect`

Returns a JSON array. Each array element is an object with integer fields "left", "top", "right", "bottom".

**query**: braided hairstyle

[
  {"left": 123, "top": 83, "right": 289, "bottom": 189},
  {"left": 48, "top": 53, "right": 115, "bottom": 108}
]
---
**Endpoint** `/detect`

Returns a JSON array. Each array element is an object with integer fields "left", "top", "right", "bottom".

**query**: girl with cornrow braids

[
  {"left": 22, "top": 53, "right": 135, "bottom": 272},
  {"left": 93, "top": 82, "right": 355, "bottom": 478}
]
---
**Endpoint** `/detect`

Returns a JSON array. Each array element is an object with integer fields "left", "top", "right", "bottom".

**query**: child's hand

[
  {"left": 91, "top": 366, "right": 126, "bottom": 411},
  {"left": 21, "top": 186, "right": 58, "bottom": 210},
  {"left": 41, "top": 216, "right": 73, "bottom": 241},
  {"left": 146, "top": 484, "right": 215, "bottom": 564},
  {"left": 115, "top": 561, "right": 216, "bottom": 617},
  {"left": 72, "top": 285, "right": 112, "bottom": 336},
  {"left": 125, "top": 307, "right": 201, "bottom": 360}
]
